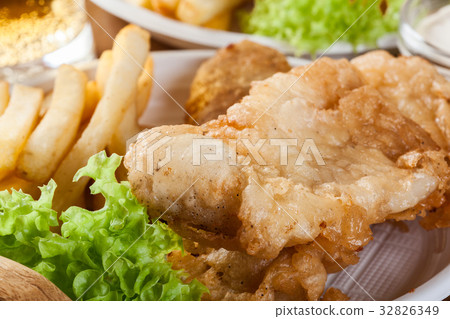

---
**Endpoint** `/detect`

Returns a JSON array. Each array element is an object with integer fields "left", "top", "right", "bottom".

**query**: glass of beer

[{"left": 0, "top": 0, "right": 94, "bottom": 83}]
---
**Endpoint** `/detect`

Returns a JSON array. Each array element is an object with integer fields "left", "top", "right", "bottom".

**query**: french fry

[
  {"left": 108, "top": 53, "right": 153, "bottom": 154},
  {"left": 91, "top": 193, "right": 106, "bottom": 210},
  {"left": 52, "top": 25, "right": 150, "bottom": 213},
  {"left": 108, "top": 56, "right": 154, "bottom": 179},
  {"left": 82, "top": 80, "right": 99, "bottom": 123},
  {"left": 95, "top": 50, "right": 113, "bottom": 96},
  {"left": 97, "top": 48, "right": 140, "bottom": 156},
  {"left": 39, "top": 92, "right": 53, "bottom": 118},
  {"left": 202, "top": 10, "right": 232, "bottom": 30},
  {"left": 85, "top": 191, "right": 106, "bottom": 211},
  {"left": 0, "top": 81, "right": 9, "bottom": 116},
  {"left": 0, "top": 175, "right": 40, "bottom": 199},
  {"left": 75, "top": 120, "right": 89, "bottom": 143},
  {"left": 150, "top": 0, "right": 179, "bottom": 16},
  {"left": 136, "top": 55, "right": 154, "bottom": 117},
  {"left": 109, "top": 102, "right": 141, "bottom": 156},
  {"left": 176, "top": 0, "right": 245, "bottom": 25},
  {"left": 73, "top": 190, "right": 87, "bottom": 208},
  {"left": 17, "top": 65, "right": 87, "bottom": 184},
  {"left": 104, "top": 57, "right": 153, "bottom": 158},
  {"left": 0, "top": 85, "right": 43, "bottom": 180},
  {"left": 100, "top": 52, "right": 152, "bottom": 153},
  {"left": 126, "top": 0, "right": 152, "bottom": 8},
  {"left": 108, "top": 101, "right": 141, "bottom": 182}
]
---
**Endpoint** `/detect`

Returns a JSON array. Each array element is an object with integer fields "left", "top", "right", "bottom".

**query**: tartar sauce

[{"left": 417, "top": 4, "right": 450, "bottom": 54}]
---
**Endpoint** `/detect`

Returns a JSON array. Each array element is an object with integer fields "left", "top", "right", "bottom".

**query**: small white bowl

[{"left": 398, "top": 0, "right": 450, "bottom": 79}]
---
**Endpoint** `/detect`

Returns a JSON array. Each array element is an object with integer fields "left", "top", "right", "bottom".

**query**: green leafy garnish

[
  {"left": 240, "top": 0, "right": 403, "bottom": 55},
  {"left": 0, "top": 151, "right": 207, "bottom": 301}
]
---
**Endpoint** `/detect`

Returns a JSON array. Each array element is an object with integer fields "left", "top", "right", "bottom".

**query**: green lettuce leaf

[
  {"left": 0, "top": 151, "right": 207, "bottom": 301},
  {"left": 240, "top": 0, "right": 403, "bottom": 55}
]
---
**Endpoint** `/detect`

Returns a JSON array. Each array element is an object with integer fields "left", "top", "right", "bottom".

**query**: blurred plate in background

[{"left": 90, "top": 0, "right": 397, "bottom": 58}]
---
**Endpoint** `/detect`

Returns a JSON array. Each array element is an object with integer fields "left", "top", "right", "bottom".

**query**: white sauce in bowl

[{"left": 417, "top": 4, "right": 450, "bottom": 54}]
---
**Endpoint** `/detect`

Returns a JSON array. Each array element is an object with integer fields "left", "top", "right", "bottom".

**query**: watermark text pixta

[
  {"left": 129, "top": 132, "right": 325, "bottom": 175},
  {"left": 192, "top": 138, "right": 324, "bottom": 167}
]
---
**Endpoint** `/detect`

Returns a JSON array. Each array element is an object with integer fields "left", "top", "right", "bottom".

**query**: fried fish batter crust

[
  {"left": 352, "top": 51, "right": 450, "bottom": 150},
  {"left": 168, "top": 238, "right": 355, "bottom": 301},
  {"left": 185, "top": 40, "right": 291, "bottom": 124},
  {"left": 352, "top": 51, "right": 450, "bottom": 230},
  {"left": 125, "top": 53, "right": 450, "bottom": 262}
]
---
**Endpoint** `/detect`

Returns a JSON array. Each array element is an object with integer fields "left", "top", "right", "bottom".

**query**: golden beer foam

[{"left": 0, "top": 0, "right": 86, "bottom": 67}]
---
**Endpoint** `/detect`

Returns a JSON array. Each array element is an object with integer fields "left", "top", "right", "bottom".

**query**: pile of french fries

[
  {"left": 0, "top": 25, "right": 153, "bottom": 213},
  {"left": 128, "top": 0, "right": 249, "bottom": 30}
]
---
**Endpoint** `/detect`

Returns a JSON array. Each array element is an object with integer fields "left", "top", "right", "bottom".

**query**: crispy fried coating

[
  {"left": 352, "top": 51, "right": 450, "bottom": 150},
  {"left": 126, "top": 54, "right": 449, "bottom": 259},
  {"left": 420, "top": 193, "right": 450, "bottom": 230},
  {"left": 353, "top": 51, "right": 450, "bottom": 231},
  {"left": 321, "top": 287, "right": 350, "bottom": 301},
  {"left": 169, "top": 239, "right": 356, "bottom": 301},
  {"left": 185, "top": 40, "right": 291, "bottom": 124},
  {"left": 126, "top": 51, "right": 450, "bottom": 300}
]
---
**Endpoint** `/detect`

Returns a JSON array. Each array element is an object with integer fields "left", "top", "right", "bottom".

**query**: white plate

[
  {"left": 32, "top": 50, "right": 450, "bottom": 301},
  {"left": 90, "top": 0, "right": 397, "bottom": 57}
]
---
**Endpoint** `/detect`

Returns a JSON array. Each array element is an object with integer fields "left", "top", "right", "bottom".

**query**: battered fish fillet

[
  {"left": 125, "top": 52, "right": 450, "bottom": 300},
  {"left": 126, "top": 54, "right": 449, "bottom": 257},
  {"left": 185, "top": 40, "right": 291, "bottom": 124},
  {"left": 168, "top": 238, "right": 357, "bottom": 300},
  {"left": 352, "top": 51, "right": 450, "bottom": 150},
  {"left": 352, "top": 51, "right": 450, "bottom": 229}
]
